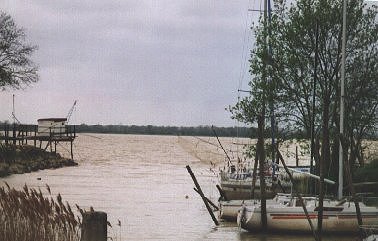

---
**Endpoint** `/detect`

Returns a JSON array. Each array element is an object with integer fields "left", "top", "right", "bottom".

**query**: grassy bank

[
  {"left": 0, "top": 144, "right": 77, "bottom": 177},
  {"left": 0, "top": 183, "right": 81, "bottom": 241}
]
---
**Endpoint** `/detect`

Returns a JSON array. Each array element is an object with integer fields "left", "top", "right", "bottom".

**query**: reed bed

[{"left": 0, "top": 182, "right": 81, "bottom": 241}]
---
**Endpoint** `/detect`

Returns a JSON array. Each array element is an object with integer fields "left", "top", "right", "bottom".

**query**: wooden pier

[{"left": 0, "top": 123, "right": 76, "bottom": 159}]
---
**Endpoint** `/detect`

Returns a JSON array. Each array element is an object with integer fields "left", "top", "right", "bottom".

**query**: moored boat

[
  {"left": 237, "top": 196, "right": 378, "bottom": 233},
  {"left": 219, "top": 193, "right": 292, "bottom": 221}
]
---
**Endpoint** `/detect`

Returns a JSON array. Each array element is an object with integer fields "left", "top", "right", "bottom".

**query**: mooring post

[
  {"left": 216, "top": 184, "right": 228, "bottom": 201},
  {"left": 186, "top": 165, "right": 219, "bottom": 225},
  {"left": 81, "top": 211, "right": 107, "bottom": 241},
  {"left": 193, "top": 187, "right": 219, "bottom": 211}
]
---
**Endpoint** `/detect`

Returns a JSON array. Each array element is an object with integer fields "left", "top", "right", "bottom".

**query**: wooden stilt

[
  {"left": 216, "top": 185, "right": 228, "bottom": 201},
  {"left": 186, "top": 165, "right": 219, "bottom": 226},
  {"left": 70, "top": 140, "right": 74, "bottom": 160},
  {"left": 34, "top": 125, "right": 37, "bottom": 147},
  {"left": 193, "top": 188, "right": 219, "bottom": 211},
  {"left": 12, "top": 124, "right": 16, "bottom": 145}
]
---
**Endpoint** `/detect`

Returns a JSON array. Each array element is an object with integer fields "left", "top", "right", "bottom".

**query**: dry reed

[{"left": 0, "top": 182, "right": 81, "bottom": 241}]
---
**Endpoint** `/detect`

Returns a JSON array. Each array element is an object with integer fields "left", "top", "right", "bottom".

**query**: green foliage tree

[
  {"left": 230, "top": 0, "right": 377, "bottom": 181},
  {"left": 0, "top": 11, "right": 38, "bottom": 90}
]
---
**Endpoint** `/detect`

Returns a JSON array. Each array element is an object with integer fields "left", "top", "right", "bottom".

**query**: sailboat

[
  {"left": 236, "top": 0, "right": 378, "bottom": 234},
  {"left": 237, "top": 196, "right": 378, "bottom": 233},
  {"left": 219, "top": 160, "right": 292, "bottom": 201}
]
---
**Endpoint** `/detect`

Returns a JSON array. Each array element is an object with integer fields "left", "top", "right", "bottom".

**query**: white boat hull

[
  {"left": 219, "top": 200, "right": 259, "bottom": 221},
  {"left": 238, "top": 202, "right": 378, "bottom": 233},
  {"left": 220, "top": 194, "right": 292, "bottom": 221}
]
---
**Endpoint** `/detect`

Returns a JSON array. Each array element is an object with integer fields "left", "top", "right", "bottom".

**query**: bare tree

[{"left": 0, "top": 11, "right": 38, "bottom": 90}]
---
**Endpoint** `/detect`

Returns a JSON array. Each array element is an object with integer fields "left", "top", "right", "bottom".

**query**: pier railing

[
  {"left": 0, "top": 124, "right": 76, "bottom": 159},
  {"left": 0, "top": 124, "right": 76, "bottom": 143}
]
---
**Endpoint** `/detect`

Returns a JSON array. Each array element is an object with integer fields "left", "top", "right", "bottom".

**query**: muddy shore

[{"left": 0, "top": 145, "right": 77, "bottom": 177}]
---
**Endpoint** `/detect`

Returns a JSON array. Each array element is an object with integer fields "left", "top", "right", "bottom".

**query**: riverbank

[{"left": 0, "top": 144, "right": 77, "bottom": 177}]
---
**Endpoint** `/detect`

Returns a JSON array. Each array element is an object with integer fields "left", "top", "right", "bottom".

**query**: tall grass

[{"left": 0, "top": 182, "right": 81, "bottom": 241}]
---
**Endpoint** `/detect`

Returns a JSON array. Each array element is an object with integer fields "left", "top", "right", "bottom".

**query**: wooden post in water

[
  {"left": 186, "top": 165, "right": 219, "bottom": 226},
  {"left": 216, "top": 184, "right": 228, "bottom": 201},
  {"left": 193, "top": 188, "right": 219, "bottom": 211},
  {"left": 296, "top": 146, "right": 299, "bottom": 167},
  {"left": 81, "top": 211, "right": 107, "bottom": 241}
]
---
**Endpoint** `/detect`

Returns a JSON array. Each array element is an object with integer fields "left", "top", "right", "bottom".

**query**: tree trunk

[
  {"left": 318, "top": 92, "right": 331, "bottom": 240},
  {"left": 257, "top": 111, "right": 267, "bottom": 230}
]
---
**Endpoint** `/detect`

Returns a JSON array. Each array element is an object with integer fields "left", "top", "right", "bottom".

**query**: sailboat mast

[
  {"left": 267, "top": 0, "right": 276, "bottom": 177},
  {"left": 12, "top": 94, "right": 16, "bottom": 124},
  {"left": 338, "top": 0, "right": 347, "bottom": 200}
]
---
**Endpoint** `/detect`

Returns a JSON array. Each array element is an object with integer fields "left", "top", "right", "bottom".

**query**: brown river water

[{"left": 1, "top": 134, "right": 357, "bottom": 240}]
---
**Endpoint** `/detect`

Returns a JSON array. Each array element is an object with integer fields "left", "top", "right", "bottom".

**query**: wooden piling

[
  {"left": 216, "top": 184, "right": 228, "bottom": 201},
  {"left": 186, "top": 165, "right": 219, "bottom": 226},
  {"left": 34, "top": 125, "right": 37, "bottom": 147},
  {"left": 193, "top": 188, "right": 219, "bottom": 211},
  {"left": 81, "top": 211, "right": 107, "bottom": 241},
  {"left": 70, "top": 140, "right": 74, "bottom": 160},
  {"left": 5, "top": 124, "right": 8, "bottom": 145},
  {"left": 296, "top": 146, "right": 299, "bottom": 167},
  {"left": 12, "top": 123, "right": 16, "bottom": 145}
]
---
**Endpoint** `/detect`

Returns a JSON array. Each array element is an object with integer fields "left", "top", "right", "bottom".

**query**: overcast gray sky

[{"left": 0, "top": 0, "right": 265, "bottom": 126}]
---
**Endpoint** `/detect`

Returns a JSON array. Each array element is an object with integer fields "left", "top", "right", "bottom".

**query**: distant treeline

[{"left": 75, "top": 124, "right": 256, "bottom": 137}]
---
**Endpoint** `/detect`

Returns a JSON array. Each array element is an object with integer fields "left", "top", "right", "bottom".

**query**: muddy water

[{"left": 2, "top": 134, "right": 356, "bottom": 240}]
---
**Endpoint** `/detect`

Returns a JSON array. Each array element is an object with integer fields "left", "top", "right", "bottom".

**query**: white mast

[{"left": 338, "top": 0, "right": 347, "bottom": 200}]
